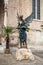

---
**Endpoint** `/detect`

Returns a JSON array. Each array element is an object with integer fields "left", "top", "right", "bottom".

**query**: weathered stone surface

[
  {"left": 16, "top": 48, "right": 34, "bottom": 60},
  {"left": 8, "top": 0, "right": 32, "bottom": 27},
  {"left": 0, "top": 50, "right": 43, "bottom": 65}
]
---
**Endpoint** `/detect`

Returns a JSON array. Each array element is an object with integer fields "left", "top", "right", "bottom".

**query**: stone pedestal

[{"left": 16, "top": 48, "right": 34, "bottom": 60}]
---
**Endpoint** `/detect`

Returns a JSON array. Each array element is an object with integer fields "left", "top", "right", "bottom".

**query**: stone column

[
  {"left": 4, "top": 0, "right": 8, "bottom": 27},
  {"left": 35, "top": 0, "right": 37, "bottom": 19}
]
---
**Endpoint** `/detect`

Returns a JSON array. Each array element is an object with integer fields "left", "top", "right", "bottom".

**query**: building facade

[
  {"left": 0, "top": 0, "right": 43, "bottom": 27},
  {"left": 0, "top": 0, "right": 43, "bottom": 45},
  {"left": 7, "top": 0, "right": 43, "bottom": 27}
]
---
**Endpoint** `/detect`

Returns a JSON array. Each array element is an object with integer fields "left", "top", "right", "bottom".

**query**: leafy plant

[
  {"left": 2, "top": 26, "right": 13, "bottom": 53},
  {"left": 41, "top": 25, "right": 43, "bottom": 29},
  {"left": 2, "top": 26, "right": 13, "bottom": 35},
  {"left": 26, "top": 23, "right": 30, "bottom": 32},
  {"left": 41, "top": 25, "right": 43, "bottom": 27}
]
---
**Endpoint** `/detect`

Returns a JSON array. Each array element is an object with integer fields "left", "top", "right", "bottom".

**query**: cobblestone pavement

[{"left": 0, "top": 50, "right": 43, "bottom": 65}]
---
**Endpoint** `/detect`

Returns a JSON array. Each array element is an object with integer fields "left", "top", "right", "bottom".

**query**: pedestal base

[
  {"left": 16, "top": 48, "right": 34, "bottom": 60},
  {"left": 4, "top": 49, "right": 10, "bottom": 54},
  {"left": 22, "top": 45, "right": 27, "bottom": 48}
]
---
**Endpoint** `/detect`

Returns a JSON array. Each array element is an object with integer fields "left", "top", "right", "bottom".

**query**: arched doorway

[{"left": 0, "top": 0, "right": 4, "bottom": 31}]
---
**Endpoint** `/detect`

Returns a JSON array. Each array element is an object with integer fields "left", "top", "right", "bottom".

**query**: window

[
  {"left": 32, "top": 0, "right": 35, "bottom": 19},
  {"left": 32, "top": 0, "right": 40, "bottom": 19},
  {"left": 37, "top": 0, "right": 40, "bottom": 19}
]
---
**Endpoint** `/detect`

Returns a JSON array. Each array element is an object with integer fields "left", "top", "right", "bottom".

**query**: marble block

[{"left": 16, "top": 48, "right": 34, "bottom": 60}]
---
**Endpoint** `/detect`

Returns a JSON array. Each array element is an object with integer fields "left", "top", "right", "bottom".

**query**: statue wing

[{"left": 24, "top": 12, "right": 34, "bottom": 24}]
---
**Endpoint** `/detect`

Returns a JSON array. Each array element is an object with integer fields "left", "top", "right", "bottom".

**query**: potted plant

[{"left": 2, "top": 26, "right": 13, "bottom": 54}]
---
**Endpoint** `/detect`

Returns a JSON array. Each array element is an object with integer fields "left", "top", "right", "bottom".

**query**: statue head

[{"left": 19, "top": 15, "right": 23, "bottom": 21}]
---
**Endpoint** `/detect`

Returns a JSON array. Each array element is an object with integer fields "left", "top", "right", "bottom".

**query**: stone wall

[
  {"left": 28, "top": 19, "right": 43, "bottom": 45},
  {"left": 8, "top": 0, "right": 32, "bottom": 27},
  {"left": 7, "top": 0, "right": 43, "bottom": 27},
  {"left": 40, "top": 0, "right": 43, "bottom": 20},
  {"left": 8, "top": 0, "right": 19, "bottom": 27}
]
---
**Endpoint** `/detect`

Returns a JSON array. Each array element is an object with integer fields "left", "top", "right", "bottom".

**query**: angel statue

[{"left": 17, "top": 12, "right": 34, "bottom": 48}]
